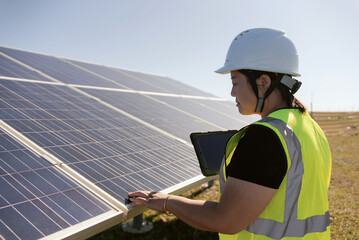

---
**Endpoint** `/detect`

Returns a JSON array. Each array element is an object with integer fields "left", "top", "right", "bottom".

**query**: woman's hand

[
  {"left": 128, "top": 191, "right": 168, "bottom": 212},
  {"left": 128, "top": 178, "right": 276, "bottom": 234}
]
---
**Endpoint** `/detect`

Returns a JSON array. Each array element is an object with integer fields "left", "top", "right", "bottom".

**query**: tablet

[{"left": 190, "top": 130, "right": 238, "bottom": 176}]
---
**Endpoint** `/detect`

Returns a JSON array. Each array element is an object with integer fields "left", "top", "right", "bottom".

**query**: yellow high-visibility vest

[{"left": 219, "top": 109, "right": 331, "bottom": 240}]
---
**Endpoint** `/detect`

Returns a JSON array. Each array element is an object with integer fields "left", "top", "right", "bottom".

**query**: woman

[{"left": 129, "top": 28, "right": 332, "bottom": 239}]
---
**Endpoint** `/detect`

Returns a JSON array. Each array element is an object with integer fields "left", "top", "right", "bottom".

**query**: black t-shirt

[{"left": 226, "top": 124, "right": 287, "bottom": 189}]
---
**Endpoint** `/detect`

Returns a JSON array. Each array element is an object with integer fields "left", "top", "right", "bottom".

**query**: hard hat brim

[
  {"left": 214, "top": 65, "right": 235, "bottom": 74},
  {"left": 215, "top": 65, "right": 301, "bottom": 77}
]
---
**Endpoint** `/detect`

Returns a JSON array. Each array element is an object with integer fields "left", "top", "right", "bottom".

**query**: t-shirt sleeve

[{"left": 226, "top": 124, "right": 287, "bottom": 189}]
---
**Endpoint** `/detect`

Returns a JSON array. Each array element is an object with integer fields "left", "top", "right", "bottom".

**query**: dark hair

[
  {"left": 277, "top": 82, "right": 307, "bottom": 113},
  {"left": 239, "top": 70, "right": 307, "bottom": 113}
]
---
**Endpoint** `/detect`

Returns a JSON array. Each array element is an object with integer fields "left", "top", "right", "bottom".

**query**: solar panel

[
  {"left": 81, "top": 88, "right": 223, "bottom": 141},
  {"left": 0, "top": 127, "right": 114, "bottom": 240},
  {"left": 110, "top": 68, "right": 214, "bottom": 96},
  {"left": 67, "top": 58, "right": 214, "bottom": 96},
  {"left": 0, "top": 53, "right": 51, "bottom": 82},
  {"left": 0, "top": 46, "right": 120, "bottom": 88},
  {"left": 67, "top": 59, "right": 168, "bottom": 93},
  {"left": 150, "top": 96, "right": 258, "bottom": 129},
  {"left": 0, "top": 45, "right": 255, "bottom": 238},
  {"left": 0, "top": 79, "right": 201, "bottom": 198}
]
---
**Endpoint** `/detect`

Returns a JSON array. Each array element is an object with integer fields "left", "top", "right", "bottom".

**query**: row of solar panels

[{"left": 0, "top": 46, "right": 255, "bottom": 239}]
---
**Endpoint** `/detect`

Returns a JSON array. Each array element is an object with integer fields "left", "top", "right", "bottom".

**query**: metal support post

[{"left": 122, "top": 214, "right": 153, "bottom": 234}]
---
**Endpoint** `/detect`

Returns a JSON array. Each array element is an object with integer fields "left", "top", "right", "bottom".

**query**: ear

[{"left": 256, "top": 74, "right": 271, "bottom": 98}]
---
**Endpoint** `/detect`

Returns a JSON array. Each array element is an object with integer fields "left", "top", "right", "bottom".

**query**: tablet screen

[{"left": 190, "top": 130, "right": 237, "bottom": 176}]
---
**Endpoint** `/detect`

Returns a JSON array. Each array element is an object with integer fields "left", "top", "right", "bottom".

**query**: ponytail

[{"left": 277, "top": 83, "right": 307, "bottom": 113}]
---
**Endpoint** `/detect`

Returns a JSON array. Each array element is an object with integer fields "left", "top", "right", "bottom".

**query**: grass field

[
  {"left": 313, "top": 112, "right": 359, "bottom": 239},
  {"left": 90, "top": 112, "right": 359, "bottom": 240}
]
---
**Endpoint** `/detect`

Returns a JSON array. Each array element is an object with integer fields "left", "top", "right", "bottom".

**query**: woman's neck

[{"left": 260, "top": 91, "right": 289, "bottom": 118}]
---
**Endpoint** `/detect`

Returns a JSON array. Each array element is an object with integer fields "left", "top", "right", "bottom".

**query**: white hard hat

[{"left": 215, "top": 28, "right": 300, "bottom": 77}]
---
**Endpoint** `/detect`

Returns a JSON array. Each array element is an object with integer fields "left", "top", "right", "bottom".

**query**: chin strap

[
  {"left": 252, "top": 73, "right": 282, "bottom": 113},
  {"left": 255, "top": 98, "right": 265, "bottom": 112}
]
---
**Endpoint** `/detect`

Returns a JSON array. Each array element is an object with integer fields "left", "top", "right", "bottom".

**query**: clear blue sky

[{"left": 1, "top": 0, "right": 358, "bottom": 111}]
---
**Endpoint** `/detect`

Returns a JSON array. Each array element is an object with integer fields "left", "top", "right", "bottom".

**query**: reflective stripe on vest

[{"left": 219, "top": 112, "right": 330, "bottom": 239}]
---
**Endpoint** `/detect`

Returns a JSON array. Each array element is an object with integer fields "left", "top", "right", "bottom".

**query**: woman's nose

[{"left": 231, "top": 86, "right": 236, "bottom": 97}]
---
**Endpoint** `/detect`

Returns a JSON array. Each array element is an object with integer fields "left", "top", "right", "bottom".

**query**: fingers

[
  {"left": 128, "top": 191, "right": 161, "bottom": 200},
  {"left": 129, "top": 196, "right": 148, "bottom": 207},
  {"left": 127, "top": 191, "right": 155, "bottom": 207},
  {"left": 128, "top": 191, "right": 151, "bottom": 198},
  {"left": 126, "top": 192, "right": 147, "bottom": 207},
  {"left": 127, "top": 191, "right": 168, "bottom": 212}
]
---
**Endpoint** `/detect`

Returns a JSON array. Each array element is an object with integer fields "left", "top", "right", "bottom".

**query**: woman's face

[{"left": 230, "top": 71, "right": 257, "bottom": 115}]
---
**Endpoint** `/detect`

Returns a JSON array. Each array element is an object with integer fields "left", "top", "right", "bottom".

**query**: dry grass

[
  {"left": 326, "top": 134, "right": 359, "bottom": 239},
  {"left": 313, "top": 112, "right": 359, "bottom": 238},
  {"left": 90, "top": 112, "right": 359, "bottom": 239},
  {"left": 312, "top": 112, "right": 359, "bottom": 136}
]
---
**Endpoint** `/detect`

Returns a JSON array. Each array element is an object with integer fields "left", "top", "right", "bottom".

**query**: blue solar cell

[
  {"left": 0, "top": 47, "right": 121, "bottom": 88},
  {"left": 14, "top": 150, "right": 47, "bottom": 169},
  {"left": 0, "top": 167, "right": 6, "bottom": 175},
  {"left": 82, "top": 88, "right": 221, "bottom": 141},
  {"left": 0, "top": 206, "right": 44, "bottom": 240},
  {"left": 69, "top": 59, "right": 213, "bottom": 96},
  {"left": 0, "top": 195, "right": 9, "bottom": 208},
  {"left": 101, "top": 157, "right": 134, "bottom": 175},
  {"left": 65, "top": 188, "right": 110, "bottom": 216},
  {"left": 155, "top": 165, "right": 182, "bottom": 183},
  {"left": 49, "top": 190, "right": 92, "bottom": 222},
  {"left": 0, "top": 134, "right": 22, "bottom": 151},
  {"left": 97, "top": 178, "right": 129, "bottom": 201},
  {"left": 32, "top": 198, "right": 70, "bottom": 229},
  {"left": 115, "top": 69, "right": 215, "bottom": 97},
  {"left": 71, "top": 162, "right": 107, "bottom": 182},
  {"left": 0, "top": 51, "right": 52, "bottom": 82},
  {"left": 14, "top": 201, "right": 63, "bottom": 235},
  {"left": 0, "top": 151, "right": 30, "bottom": 172},
  {"left": 135, "top": 171, "right": 168, "bottom": 189},
  {"left": 22, "top": 170, "right": 60, "bottom": 195},
  {"left": 0, "top": 176, "right": 28, "bottom": 204},
  {"left": 68, "top": 59, "right": 164, "bottom": 92},
  {"left": 35, "top": 168, "right": 77, "bottom": 191},
  {"left": 11, "top": 173, "right": 44, "bottom": 197},
  {"left": 41, "top": 196, "right": 78, "bottom": 225},
  {"left": 151, "top": 96, "right": 257, "bottom": 129}
]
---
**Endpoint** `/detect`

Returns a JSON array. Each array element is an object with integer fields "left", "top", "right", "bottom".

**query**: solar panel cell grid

[
  {"left": 68, "top": 59, "right": 162, "bottom": 92},
  {"left": 0, "top": 47, "right": 119, "bottom": 88},
  {"left": 82, "top": 88, "right": 222, "bottom": 141},
  {"left": 0, "top": 53, "right": 52, "bottom": 82},
  {"left": 0, "top": 46, "right": 253, "bottom": 238},
  {"left": 151, "top": 96, "right": 253, "bottom": 130},
  {"left": 0, "top": 129, "right": 112, "bottom": 240},
  {"left": 115, "top": 69, "right": 214, "bottom": 97},
  {"left": 0, "top": 79, "right": 202, "bottom": 206},
  {"left": 68, "top": 59, "right": 215, "bottom": 97}
]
